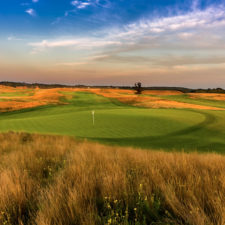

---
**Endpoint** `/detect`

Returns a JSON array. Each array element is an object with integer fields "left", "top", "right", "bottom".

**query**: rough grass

[
  {"left": 1, "top": 132, "right": 225, "bottom": 225},
  {"left": 87, "top": 89, "right": 224, "bottom": 110},
  {"left": 1, "top": 86, "right": 224, "bottom": 112},
  {"left": 0, "top": 87, "right": 66, "bottom": 112},
  {"left": 158, "top": 94, "right": 225, "bottom": 110}
]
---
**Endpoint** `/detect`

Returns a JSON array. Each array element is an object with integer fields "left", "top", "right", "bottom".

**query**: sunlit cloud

[
  {"left": 28, "top": 39, "right": 121, "bottom": 54},
  {"left": 25, "top": 8, "right": 36, "bottom": 16},
  {"left": 27, "top": 2, "right": 225, "bottom": 72},
  {"left": 111, "top": 4, "right": 225, "bottom": 42},
  {"left": 2, "top": 0, "right": 225, "bottom": 87},
  {"left": 56, "top": 62, "right": 89, "bottom": 66}
]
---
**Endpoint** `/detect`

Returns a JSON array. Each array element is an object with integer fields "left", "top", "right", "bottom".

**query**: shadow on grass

[{"left": 90, "top": 110, "right": 225, "bottom": 153}]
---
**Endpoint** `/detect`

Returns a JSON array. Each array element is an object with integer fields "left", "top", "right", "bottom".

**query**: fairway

[{"left": 0, "top": 90, "right": 225, "bottom": 152}]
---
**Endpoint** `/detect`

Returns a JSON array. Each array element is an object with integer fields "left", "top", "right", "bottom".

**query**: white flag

[{"left": 92, "top": 110, "right": 95, "bottom": 125}]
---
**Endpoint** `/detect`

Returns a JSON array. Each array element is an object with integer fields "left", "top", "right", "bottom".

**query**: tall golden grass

[
  {"left": 1, "top": 86, "right": 224, "bottom": 112},
  {"left": 0, "top": 132, "right": 225, "bottom": 225}
]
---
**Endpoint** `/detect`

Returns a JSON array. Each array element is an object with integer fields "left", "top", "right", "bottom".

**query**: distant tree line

[
  {"left": 191, "top": 88, "right": 225, "bottom": 93},
  {"left": 0, "top": 81, "right": 225, "bottom": 93}
]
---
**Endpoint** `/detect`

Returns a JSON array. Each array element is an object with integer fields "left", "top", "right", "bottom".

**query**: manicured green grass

[{"left": 0, "top": 92, "right": 225, "bottom": 152}]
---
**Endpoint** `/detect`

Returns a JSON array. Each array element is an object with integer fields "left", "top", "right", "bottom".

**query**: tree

[{"left": 134, "top": 82, "right": 142, "bottom": 94}]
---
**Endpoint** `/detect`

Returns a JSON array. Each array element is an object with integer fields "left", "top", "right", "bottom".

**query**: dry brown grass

[
  {"left": 189, "top": 93, "right": 225, "bottom": 101},
  {"left": 86, "top": 88, "right": 224, "bottom": 110},
  {"left": 0, "top": 86, "right": 224, "bottom": 112},
  {"left": 0, "top": 132, "right": 225, "bottom": 225},
  {"left": 142, "top": 90, "right": 183, "bottom": 95},
  {"left": 0, "top": 86, "right": 66, "bottom": 112},
  {"left": 133, "top": 99, "right": 223, "bottom": 110}
]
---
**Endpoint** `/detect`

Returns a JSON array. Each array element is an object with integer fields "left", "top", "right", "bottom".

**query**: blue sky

[
  {"left": 0, "top": 0, "right": 220, "bottom": 35},
  {"left": 0, "top": 0, "right": 225, "bottom": 87}
]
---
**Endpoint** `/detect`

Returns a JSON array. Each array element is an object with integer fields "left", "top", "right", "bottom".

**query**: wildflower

[
  {"left": 165, "top": 210, "right": 169, "bottom": 215},
  {"left": 108, "top": 218, "right": 112, "bottom": 224},
  {"left": 134, "top": 208, "right": 137, "bottom": 211},
  {"left": 151, "top": 195, "right": 155, "bottom": 203},
  {"left": 114, "top": 200, "right": 118, "bottom": 204}
]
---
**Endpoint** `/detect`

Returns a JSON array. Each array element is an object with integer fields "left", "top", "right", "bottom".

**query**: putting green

[{"left": 0, "top": 92, "right": 225, "bottom": 152}]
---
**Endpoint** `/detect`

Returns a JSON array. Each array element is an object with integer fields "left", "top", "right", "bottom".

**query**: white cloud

[
  {"left": 29, "top": 39, "right": 121, "bottom": 54},
  {"left": 28, "top": 2, "right": 225, "bottom": 68},
  {"left": 69, "top": 0, "right": 110, "bottom": 10},
  {"left": 32, "top": 0, "right": 39, "bottom": 2},
  {"left": 32, "top": 4, "right": 225, "bottom": 48},
  {"left": 7, "top": 36, "right": 23, "bottom": 41},
  {"left": 71, "top": 0, "right": 91, "bottom": 9},
  {"left": 25, "top": 8, "right": 36, "bottom": 16},
  {"left": 116, "top": 5, "right": 225, "bottom": 40}
]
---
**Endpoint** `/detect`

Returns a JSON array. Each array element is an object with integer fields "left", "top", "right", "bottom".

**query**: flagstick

[{"left": 92, "top": 110, "right": 95, "bottom": 126}]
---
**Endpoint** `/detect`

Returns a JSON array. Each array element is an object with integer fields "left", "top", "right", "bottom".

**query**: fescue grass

[
  {"left": 1, "top": 132, "right": 225, "bottom": 225},
  {"left": 158, "top": 94, "right": 225, "bottom": 109}
]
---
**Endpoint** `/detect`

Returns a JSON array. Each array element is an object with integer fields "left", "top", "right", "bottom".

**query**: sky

[{"left": 0, "top": 0, "right": 225, "bottom": 88}]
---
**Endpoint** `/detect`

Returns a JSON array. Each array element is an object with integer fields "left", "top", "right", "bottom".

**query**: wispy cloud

[
  {"left": 93, "top": 54, "right": 225, "bottom": 67},
  {"left": 25, "top": 8, "right": 36, "bottom": 16},
  {"left": 112, "top": 5, "right": 225, "bottom": 42},
  {"left": 32, "top": 0, "right": 39, "bottom": 2},
  {"left": 28, "top": 39, "right": 121, "bottom": 54},
  {"left": 28, "top": 2, "right": 225, "bottom": 68},
  {"left": 71, "top": 0, "right": 92, "bottom": 9},
  {"left": 70, "top": 0, "right": 111, "bottom": 10},
  {"left": 53, "top": 0, "right": 112, "bottom": 26},
  {"left": 56, "top": 62, "right": 89, "bottom": 66},
  {"left": 7, "top": 36, "right": 23, "bottom": 41}
]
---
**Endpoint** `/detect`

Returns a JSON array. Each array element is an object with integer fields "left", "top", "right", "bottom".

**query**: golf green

[{"left": 0, "top": 92, "right": 225, "bottom": 152}]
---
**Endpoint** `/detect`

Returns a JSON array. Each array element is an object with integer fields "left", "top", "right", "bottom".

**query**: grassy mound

[{"left": 0, "top": 132, "right": 225, "bottom": 225}]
